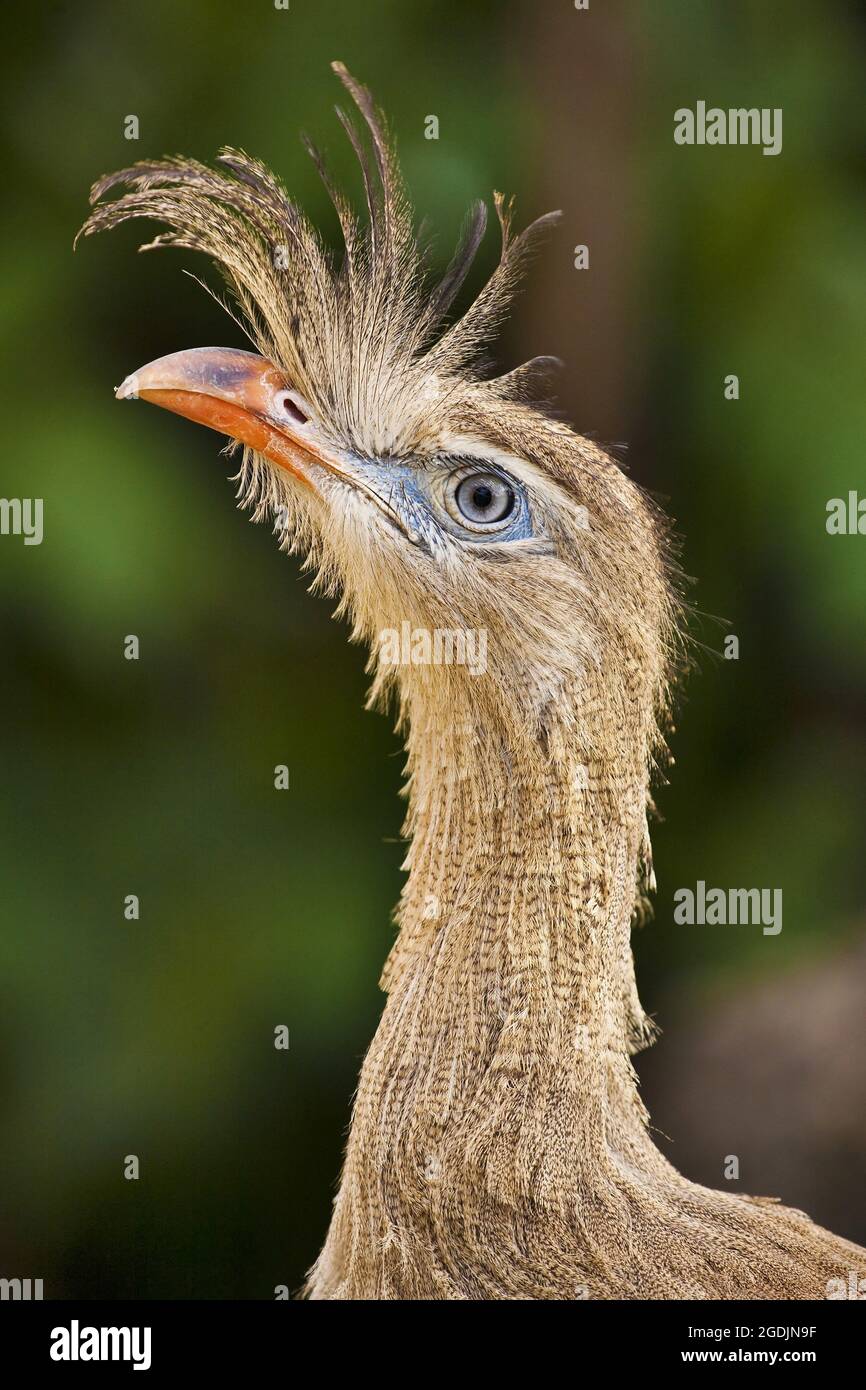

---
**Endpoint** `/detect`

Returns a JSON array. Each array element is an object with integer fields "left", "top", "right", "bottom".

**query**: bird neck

[{"left": 370, "top": 672, "right": 656, "bottom": 1180}]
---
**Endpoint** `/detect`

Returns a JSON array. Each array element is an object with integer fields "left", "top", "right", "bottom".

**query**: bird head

[{"left": 78, "top": 63, "right": 680, "bottom": 779}]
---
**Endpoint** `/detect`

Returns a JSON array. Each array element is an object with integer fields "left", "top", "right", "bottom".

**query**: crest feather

[{"left": 76, "top": 63, "right": 560, "bottom": 454}]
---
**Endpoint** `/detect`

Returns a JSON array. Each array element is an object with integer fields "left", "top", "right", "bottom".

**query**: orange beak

[{"left": 116, "top": 346, "right": 331, "bottom": 493}]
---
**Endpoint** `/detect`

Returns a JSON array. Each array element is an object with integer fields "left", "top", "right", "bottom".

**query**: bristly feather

[{"left": 75, "top": 61, "right": 561, "bottom": 460}]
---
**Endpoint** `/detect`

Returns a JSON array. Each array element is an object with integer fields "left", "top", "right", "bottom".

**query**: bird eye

[{"left": 451, "top": 472, "right": 515, "bottom": 527}]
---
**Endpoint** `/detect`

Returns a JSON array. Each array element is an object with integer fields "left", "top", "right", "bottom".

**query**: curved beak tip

[{"left": 116, "top": 372, "right": 139, "bottom": 401}]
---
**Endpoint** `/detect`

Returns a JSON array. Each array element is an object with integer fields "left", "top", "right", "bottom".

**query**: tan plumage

[{"left": 79, "top": 62, "right": 865, "bottom": 1300}]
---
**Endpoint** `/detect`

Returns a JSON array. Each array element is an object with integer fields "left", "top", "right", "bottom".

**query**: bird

[{"left": 77, "top": 61, "right": 866, "bottom": 1300}]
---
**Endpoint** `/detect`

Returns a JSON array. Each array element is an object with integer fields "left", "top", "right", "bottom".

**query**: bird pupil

[{"left": 473, "top": 485, "right": 493, "bottom": 510}]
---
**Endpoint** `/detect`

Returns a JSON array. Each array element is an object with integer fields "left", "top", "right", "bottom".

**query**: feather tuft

[{"left": 76, "top": 64, "right": 559, "bottom": 457}]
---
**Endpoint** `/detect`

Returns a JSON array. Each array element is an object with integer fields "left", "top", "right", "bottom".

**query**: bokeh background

[{"left": 1, "top": 0, "right": 864, "bottom": 1297}]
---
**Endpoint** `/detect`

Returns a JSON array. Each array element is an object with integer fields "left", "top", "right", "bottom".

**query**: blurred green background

[{"left": 1, "top": 0, "right": 864, "bottom": 1297}]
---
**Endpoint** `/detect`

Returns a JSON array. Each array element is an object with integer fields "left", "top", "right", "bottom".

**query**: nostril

[{"left": 279, "top": 393, "right": 309, "bottom": 425}]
